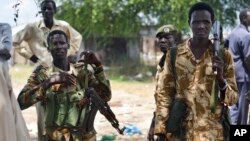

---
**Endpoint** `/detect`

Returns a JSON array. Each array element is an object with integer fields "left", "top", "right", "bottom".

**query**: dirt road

[{"left": 11, "top": 65, "right": 156, "bottom": 141}]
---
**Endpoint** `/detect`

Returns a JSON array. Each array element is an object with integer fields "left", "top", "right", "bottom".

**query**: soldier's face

[
  {"left": 41, "top": 2, "right": 55, "bottom": 20},
  {"left": 49, "top": 34, "right": 68, "bottom": 60},
  {"left": 156, "top": 33, "right": 175, "bottom": 53},
  {"left": 190, "top": 10, "right": 212, "bottom": 40}
]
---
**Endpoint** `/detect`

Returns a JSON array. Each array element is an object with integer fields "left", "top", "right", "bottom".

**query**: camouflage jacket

[
  {"left": 154, "top": 39, "right": 238, "bottom": 140},
  {"left": 154, "top": 54, "right": 166, "bottom": 102},
  {"left": 18, "top": 64, "right": 111, "bottom": 109}
]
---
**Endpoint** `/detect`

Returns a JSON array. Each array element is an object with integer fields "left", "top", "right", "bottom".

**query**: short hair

[
  {"left": 188, "top": 2, "right": 215, "bottom": 24},
  {"left": 47, "top": 30, "right": 69, "bottom": 50},
  {"left": 40, "top": 0, "right": 57, "bottom": 11},
  {"left": 239, "top": 9, "right": 250, "bottom": 23}
]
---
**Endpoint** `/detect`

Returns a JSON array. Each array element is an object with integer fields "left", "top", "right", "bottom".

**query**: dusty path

[{"left": 10, "top": 65, "right": 156, "bottom": 141}]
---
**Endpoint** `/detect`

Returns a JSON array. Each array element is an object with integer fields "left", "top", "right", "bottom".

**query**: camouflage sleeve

[
  {"left": 223, "top": 49, "right": 239, "bottom": 106},
  {"left": 17, "top": 65, "right": 48, "bottom": 110},
  {"left": 92, "top": 69, "right": 112, "bottom": 102},
  {"left": 154, "top": 52, "right": 176, "bottom": 135},
  {"left": 78, "top": 67, "right": 111, "bottom": 102}
]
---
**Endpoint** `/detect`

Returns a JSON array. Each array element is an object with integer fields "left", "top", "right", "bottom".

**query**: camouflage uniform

[
  {"left": 154, "top": 39, "right": 238, "bottom": 141},
  {"left": 154, "top": 25, "right": 178, "bottom": 97},
  {"left": 148, "top": 25, "right": 178, "bottom": 140},
  {"left": 13, "top": 19, "right": 83, "bottom": 141},
  {"left": 18, "top": 63, "right": 111, "bottom": 141}
]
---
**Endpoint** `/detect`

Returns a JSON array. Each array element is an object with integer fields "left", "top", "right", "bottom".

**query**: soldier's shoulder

[{"left": 33, "top": 65, "right": 49, "bottom": 74}]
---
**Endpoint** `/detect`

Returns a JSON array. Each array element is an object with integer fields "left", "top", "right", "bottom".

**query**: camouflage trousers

[{"left": 46, "top": 127, "right": 96, "bottom": 141}]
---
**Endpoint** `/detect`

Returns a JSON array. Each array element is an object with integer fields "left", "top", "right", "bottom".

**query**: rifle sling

[{"left": 210, "top": 47, "right": 225, "bottom": 113}]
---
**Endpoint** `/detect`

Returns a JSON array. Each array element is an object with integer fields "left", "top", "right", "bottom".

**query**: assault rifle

[
  {"left": 212, "top": 20, "right": 220, "bottom": 75},
  {"left": 75, "top": 53, "right": 125, "bottom": 135},
  {"left": 211, "top": 21, "right": 231, "bottom": 141},
  {"left": 85, "top": 87, "right": 126, "bottom": 134},
  {"left": 210, "top": 20, "right": 220, "bottom": 113}
]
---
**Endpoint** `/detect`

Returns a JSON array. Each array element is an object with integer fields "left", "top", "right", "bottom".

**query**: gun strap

[
  {"left": 84, "top": 63, "right": 88, "bottom": 89},
  {"left": 210, "top": 46, "right": 225, "bottom": 113},
  {"left": 76, "top": 63, "right": 89, "bottom": 127},
  {"left": 170, "top": 47, "right": 186, "bottom": 141},
  {"left": 170, "top": 47, "right": 177, "bottom": 89}
]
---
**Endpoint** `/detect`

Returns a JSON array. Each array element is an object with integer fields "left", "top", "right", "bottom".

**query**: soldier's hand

[
  {"left": 0, "top": 48, "right": 11, "bottom": 60},
  {"left": 79, "top": 51, "right": 101, "bottom": 66},
  {"left": 212, "top": 56, "right": 224, "bottom": 80},
  {"left": 43, "top": 72, "right": 76, "bottom": 90},
  {"left": 156, "top": 134, "right": 166, "bottom": 141}
]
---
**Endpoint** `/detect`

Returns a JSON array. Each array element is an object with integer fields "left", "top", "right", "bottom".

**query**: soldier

[
  {"left": 154, "top": 2, "right": 238, "bottom": 141},
  {"left": 147, "top": 24, "right": 180, "bottom": 141},
  {"left": 0, "top": 22, "right": 31, "bottom": 141},
  {"left": 13, "top": 0, "right": 82, "bottom": 140},
  {"left": 17, "top": 30, "right": 111, "bottom": 141},
  {"left": 13, "top": 0, "right": 82, "bottom": 66}
]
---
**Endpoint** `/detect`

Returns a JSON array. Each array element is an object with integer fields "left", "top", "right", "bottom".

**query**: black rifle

[
  {"left": 85, "top": 87, "right": 126, "bottom": 134},
  {"left": 212, "top": 21, "right": 231, "bottom": 141},
  {"left": 147, "top": 112, "right": 155, "bottom": 141},
  {"left": 212, "top": 20, "right": 220, "bottom": 75}
]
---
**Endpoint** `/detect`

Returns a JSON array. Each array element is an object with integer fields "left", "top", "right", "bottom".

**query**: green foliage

[
  {"left": 52, "top": 0, "right": 250, "bottom": 80},
  {"left": 106, "top": 55, "right": 155, "bottom": 81},
  {"left": 55, "top": 0, "right": 250, "bottom": 39}
]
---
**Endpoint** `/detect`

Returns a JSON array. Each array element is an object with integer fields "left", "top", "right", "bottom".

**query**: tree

[
  {"left": 29, "top": 0, "right": 250, "bottom": 78},
  {"left": 55, "top": 0, "right": 250, "bottom": 38}
]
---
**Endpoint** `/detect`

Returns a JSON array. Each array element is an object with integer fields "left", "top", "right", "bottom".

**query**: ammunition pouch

[
  {"left": 45, "top": 90, "right": 86, "bottom": 127},
  {"left": 166, "top": 98, "right": 187, "bottom": 141}
]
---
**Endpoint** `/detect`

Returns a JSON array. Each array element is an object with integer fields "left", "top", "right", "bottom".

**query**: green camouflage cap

[{"left": 155, "top": 25, "right": 177, "bottom": 37}]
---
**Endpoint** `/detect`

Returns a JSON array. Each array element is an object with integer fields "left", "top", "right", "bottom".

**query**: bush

[{"left": 106, "top": 56, "right": 156, "bottom": 82}]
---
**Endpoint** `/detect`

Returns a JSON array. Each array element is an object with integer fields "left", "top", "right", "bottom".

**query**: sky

[{"left": 1, "top": 0, "right": 41, "bottom": 27}]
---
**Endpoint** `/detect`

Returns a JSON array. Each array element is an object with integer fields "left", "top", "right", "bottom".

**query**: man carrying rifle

[
  {"left": 154, "top": 2, "right": 238, "bottom": 140},
  {"left": 17, "top": 30, "right": 111, "bottom": 141},
  {"left": 147, "top": 24, "right": 180, "bottom": 141}
]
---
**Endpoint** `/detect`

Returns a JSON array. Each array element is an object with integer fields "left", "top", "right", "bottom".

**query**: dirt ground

[{"left": 10, "top": 65, "right": 156, "bottom": 141}]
